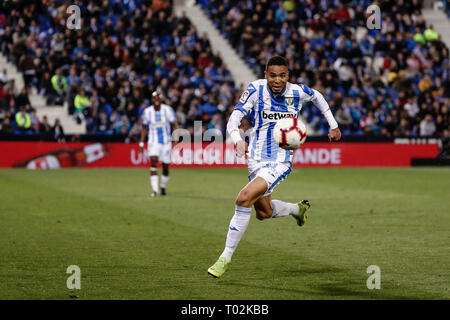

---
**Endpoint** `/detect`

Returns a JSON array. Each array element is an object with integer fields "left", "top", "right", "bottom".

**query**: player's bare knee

[
  {"left": 236, "top": 190, "right": 251, "bottom": 207},
  {"left": 235, "top": 197, "right": 250, "bottom": 208},
  {"left": 150, "top": 156, "right": 158, "bottom": 166}
]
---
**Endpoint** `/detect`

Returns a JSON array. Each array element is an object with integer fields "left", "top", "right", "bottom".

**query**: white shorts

[
  {"left": 148, "top": 143, "right": 172, "bottom": 164},
  {"left": 248, "top": 159, "right": 292, "bottom": 197}
]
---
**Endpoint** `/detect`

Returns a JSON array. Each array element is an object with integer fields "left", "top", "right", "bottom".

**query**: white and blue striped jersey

[
  {"left": 142, "top": 104, "right": 176, "bottom": 145},
  {"left": 233, "top": 79, "right": 334, "bottom": 162}
]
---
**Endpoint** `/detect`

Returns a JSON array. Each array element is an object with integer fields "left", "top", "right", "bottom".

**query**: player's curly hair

[{"left": 266, "top": 56, "right": 288, "bottom": 70}]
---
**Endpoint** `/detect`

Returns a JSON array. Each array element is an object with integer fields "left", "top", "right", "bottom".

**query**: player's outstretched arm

[
  {"left": 227, "top": 110, "right": 247, "bottom": 157},
  {"left": 229, "top": 81, "right": 258, "bottom": 155},
  {"left": 309, "top": 88, "right": 341, "bottom": 142}
]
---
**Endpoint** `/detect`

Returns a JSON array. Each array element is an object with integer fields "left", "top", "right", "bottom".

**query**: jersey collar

[{"left": 266, "top": 82, "right": 288, "bottom": 99}]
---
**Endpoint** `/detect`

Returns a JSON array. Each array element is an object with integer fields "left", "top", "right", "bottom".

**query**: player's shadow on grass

[
  {"left": 221, "top": 265, "right": 424, "bottom": 300},
  {"left": 282, "top": 266, "right": 343, "bottom": 274},
  {"left": 220, "top": 280, "right": 421, "bottom": 300},
  {"left": 314, "top": 283, "right": 422, "bottom": 300},
  {"left": 220, "top": 281, "right": 318, "bottom": 297}
]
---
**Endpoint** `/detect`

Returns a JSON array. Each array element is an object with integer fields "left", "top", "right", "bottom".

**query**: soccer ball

[{"left": 273, "top": 117, "right": 307, "bottom": 150}]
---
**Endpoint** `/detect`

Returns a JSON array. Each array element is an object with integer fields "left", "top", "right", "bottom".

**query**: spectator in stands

[
  {"left": 198, "top": 0, "right": 450, "bottom": 137},
  {"left": 418, "top": 73, "right": 434, "bottom": 93},
  {"left": 74, "top": 88, "right": 90, "bottom": 124},
  {"left": 335, "top": 107, "right": 353, "bottom": 133},
  {"left": 41, "top": 72, "right": 54, "bottom": 102},
  {"left": 383, "top": 115, "right": 397, "bottom": 137},
  {"left": 441, "top": 61, "right": 450, "bottom": 97},
  {"left": 414, "top": 27, "right": 426, "bottom": 44},
  {"left": 359, "top": 34, "right": 374, "bottom": 57},
  {"left": 360, "top": 111, "right": 378, "bottom": 135},
  {"left": 51, "top": 118, "right": 65, "bottom": 142},
  {"left": 1, "top": 0, "right": 448, "bottom": 139},
  {"left": 39, "top": 115, "right": 52, "bottom": 138},
  {"left": 3, "top": 88, "right": 15, "bottom": 111},
  {"left": 420, "top": 114, "right": 436, "bottom": 136},
  {"left": 50, "top": 69, "right": 67, "bottom": 105},
  {"left": 19, "top": 54, "right": 36, "bottom": 89},
  {"left": 307, "top": 14, "right": 324, "bottom": 39},
  {"left": 115, "top": 116, "right": 130, "bottom": 135},
  {"left": 0, "top": 0, "right": 238, "bottom": 137},
  {"left": 15, "top": 87, "right": 30, "bottom": 110},
  {"left": 0, "top": 68, "right": 8, "bottom": 84},
  {"left": 0, "top": 116, "right": 13, "bottom": 134},
  {"left": 96, "top": 110, "right": 110, "bottom": 134},
  {"left": 0, "top": 82, "right": 5, "bottom": 110},
  {"left": 334, "top": 59, "right": 354, "bottom": 91},
  {"left": 14, "top": 106, "right": 31, "bottom": 133},
  {"left": 397, "top": 118, "right": 411, "bottom": 136},
  {"left": 435, "top": 114, "right": 446, "bottom": 137},
  {"left": 336, "top": 2, "right": 350, "bottom": 23},
  {"left": 29, "top": 108, "right": 39, "bottom": 132},
  {"left": 424, "top": 25, "right": 439, "bottom": 42},
  {"left": 127, "top": 117, "right": 143, "bottom": 142},
  {"left": 4, "top": 78, "right": 18, "bottom": 97}
]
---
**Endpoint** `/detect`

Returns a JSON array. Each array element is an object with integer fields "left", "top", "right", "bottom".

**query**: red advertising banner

[{"left": 0, "top": 141, "right": 440, "bottom": 168}]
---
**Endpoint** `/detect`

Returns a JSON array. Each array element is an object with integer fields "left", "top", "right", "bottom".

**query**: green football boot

[
  {"left": 207, "top": 257, "right": 228, "bottom": 278},
  {"left": 292, "top": 200, "right": 311, "bottom": 226}
]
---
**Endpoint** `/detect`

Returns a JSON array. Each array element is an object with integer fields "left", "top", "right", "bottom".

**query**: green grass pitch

[{"left": 0, "top": 167, "right": 449, "bottom": 299}]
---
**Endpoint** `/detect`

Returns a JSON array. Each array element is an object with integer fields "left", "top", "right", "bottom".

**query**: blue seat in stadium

[
  {"left": 333, "top": 27, "right": 344, "bottom": 38},
  {"left": 311, "top": 38, "right": 326, "bottom": 50},
  {"left": 101, "top": 104, "right": 113, "bottom": 117},
  {"left": 160, "top": 36, "right": 172, "bottom": 51},
  {"left": 336, "top": 86, "right": 347, "bottom": 96},
  {"left": 342, "top": 129, "right": 352, "bottom": 136},
  {"left": 137, "top": 105, "right": 146, "bottom": 120},
  {"left": 386, "top": 87, "right": 399, "bottom": 101},
  {"left": 197, "top": 0, "right": 209, "bottom": 8},
  {"left": 367, "top": 29, "right": 380, "bottom": 38},
  {"left": 38, "top": 15, "right": 52, "bottom": 31}
]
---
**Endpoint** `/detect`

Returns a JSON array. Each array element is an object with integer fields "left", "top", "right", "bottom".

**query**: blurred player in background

[
  {"left": 139, "top": 90, "right": 177, "bottom": 197},
  {"left": 208, "top": 56, "right": 341, "bottom": 278}
]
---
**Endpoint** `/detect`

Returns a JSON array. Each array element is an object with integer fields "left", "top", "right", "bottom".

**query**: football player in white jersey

[
  {"left": 208, "top": 56, "right": 341, "bottom": 278},
  {"left": 139, "top": 91, "right": 178, "bottom": 197}
]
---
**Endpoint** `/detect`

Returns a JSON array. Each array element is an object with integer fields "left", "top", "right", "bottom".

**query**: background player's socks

[
  {"left": 160, "top": 175, "right": 169, "bottom": 189},
  {"left": 271, "top": 199, "right": 299, "bottom": 218},
  {"left": 150, "top": 175, "right": 159, "bottom": 194},
  {"left": 220, "top": 206, "right": 251, "bottom": 263}
]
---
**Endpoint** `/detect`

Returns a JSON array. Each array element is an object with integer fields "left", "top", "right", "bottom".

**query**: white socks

[
  {"left": 220, "top": 206, "right": 252, "bottom": 263},
  {"left": 218, "top": 201, "right": 298, "bottom": 263},
  {"left": 150, "top": 175, "right": 158, "bottom": 193},
  {"left": 150, "top": 169, "right": 169, "bottom": 193},
  {"left": 271, "top": 200, "right": 299, "bottom": 218},
  {"left": 160, "top": 175, "right": 169, "bottom": 189}
]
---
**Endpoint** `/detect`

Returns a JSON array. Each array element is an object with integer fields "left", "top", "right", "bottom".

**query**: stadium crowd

[
  {"left": 198, "top": 0, "right": 450, "bottom": 137},
  {"left": 0, "top": 0, "right": 449, "bottom": 139},
  {"left": 0, "top": 0, "right": 236, "bottom": 139}
]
